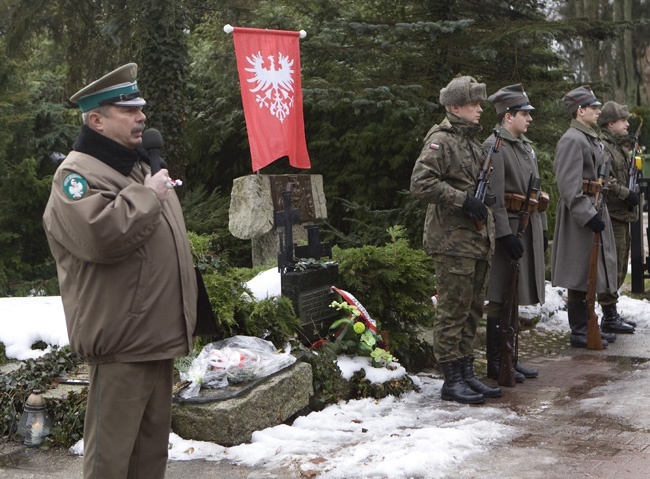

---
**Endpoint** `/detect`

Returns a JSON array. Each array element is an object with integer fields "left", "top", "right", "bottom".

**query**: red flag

[{"left": 232, "top": 27, "right": 311, "bottom": 172}]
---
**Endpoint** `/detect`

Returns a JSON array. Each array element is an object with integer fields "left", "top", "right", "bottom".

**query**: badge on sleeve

[
  {"left": 429, "top": 143, "right": 440, "bottom": 150},
  {"left": 62, "top": 173, "right": 88, "bottom": 200}
]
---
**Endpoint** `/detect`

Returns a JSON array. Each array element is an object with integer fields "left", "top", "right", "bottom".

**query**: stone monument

[{"left": 229, "top": 174, "right": 327, "bottom": 267}]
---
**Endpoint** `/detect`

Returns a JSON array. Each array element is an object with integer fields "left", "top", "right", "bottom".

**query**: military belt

[
  {"left": 504, "top": 191, "right": 550, "bottom": 213},
  {"left": 582, "top": 179, "right": 602, "bottom": 196}
]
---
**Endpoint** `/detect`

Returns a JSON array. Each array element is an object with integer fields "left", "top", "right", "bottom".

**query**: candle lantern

[{"left": 17, "top": 389, "right": 52, "bottom": 447}]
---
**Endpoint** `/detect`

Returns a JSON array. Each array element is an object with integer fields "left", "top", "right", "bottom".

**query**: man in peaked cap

[
  {"left": 596, "top": 101, "right": 638, "bottom": 334},
  {"left": 411, "top": 75, "right": 502, "bottom": 404},
  {"left": 482, "top": 84, "right": 548, "bottom": 386},
  {"left": 551, "top": 85, "right": 618, "bottom": 349},
  {"left": 43, "top": 64, "right": 197, "bottom": 478},
  {"left": 70, "top": 63, "right": 146, "bottom": 113}
]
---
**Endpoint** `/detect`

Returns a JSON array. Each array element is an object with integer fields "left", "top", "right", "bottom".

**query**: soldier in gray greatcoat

[
  {"left": 551, "top": 85, "right": 618, "bottom": 348},
  {"left": 596, "top": 102, "right": 637, "bottom": 334},
  {"left": 411, "top": 75, "right": 501, "bottom": 404},
  {"left": 482, "top": 84, "right": 548, "bottom": 384}
]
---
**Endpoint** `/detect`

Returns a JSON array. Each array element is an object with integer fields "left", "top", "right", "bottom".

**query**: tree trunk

[{"left": 623, "top": 0, "right": 638, "bottom": 105}]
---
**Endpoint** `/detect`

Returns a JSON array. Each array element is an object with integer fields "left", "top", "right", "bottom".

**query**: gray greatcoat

[
  {"left": 482, "top": 127, "right": 547, "bottom": 305},
  {"left": 551, "top": 120, "right": 617, "bottom": 293}
]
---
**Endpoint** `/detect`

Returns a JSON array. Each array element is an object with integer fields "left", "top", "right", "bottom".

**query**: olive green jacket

[
  {"left": 601, "top": 129, "right": 638, "bottom": 223},
  {"left": 410, "top": 114, "right": 494, "bottom": 260}
]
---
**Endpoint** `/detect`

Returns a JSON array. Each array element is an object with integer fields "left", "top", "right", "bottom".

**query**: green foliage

[
  {"left": 182, "top": 187, "right": 252, "bottom": 267},
  {"left": 537, "top": 148, "right": 559, "bottom": 240},
  {"left": 301, "top": 344, "right": 417, "bottom": 410},
  {"left": 0, "top": 157, "right": 57, "bottom": 295},
  {"left": 0, "top": 346, "right": 83, "bottom": 447},
  {"left": 348, "top": 369, "right": 418, "bottom": 401},
  {"left": 332, "top": 228, "right": 437, "bottom": 371},
  {"left": 187, "top": 232, "right": 303, "bottom": 346},
  {"left": 46, "top": 389, "right": 87, "bottom": 448},
  {"left": 244, "top": 296, "right": 302, "bottom": 346},
  {"left": 300, "top": 346, "right": 348, "bottom": 411}
]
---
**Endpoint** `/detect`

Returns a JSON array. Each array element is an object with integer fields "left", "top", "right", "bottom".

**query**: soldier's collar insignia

[{"left": 63, "top": 173, "right": 88, "bottom": 200}]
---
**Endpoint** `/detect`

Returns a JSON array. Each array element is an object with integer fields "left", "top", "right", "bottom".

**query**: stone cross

[{"left": 274, "top": 189, "right": 301, "bottom": 271}]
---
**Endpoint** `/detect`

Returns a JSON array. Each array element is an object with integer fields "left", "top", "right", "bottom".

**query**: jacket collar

[
  {"left": 601, "top": 127, "right": 630, "bottom": 148},
  {"left": 73, "top": 125, "right": 149, "bottom": 176},
  {"left": 570, "top": 119, "right": 599, "bottom": 139},
  {"left": 497, "top": 125, "right": 532, "bottom": 145},
  {"left": 446, "top": 112, "right": 483, "bottom": 138}
]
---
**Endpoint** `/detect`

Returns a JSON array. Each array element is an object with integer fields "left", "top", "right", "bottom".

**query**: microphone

[
  {"left": 142, "top": 128, "right": 164, "bottom": 175},
  {"left": 141, "top": 128, "right": 183, "bottom": 188}
]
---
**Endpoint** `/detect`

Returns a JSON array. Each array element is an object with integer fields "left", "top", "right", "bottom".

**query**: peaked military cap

[
  {"left": 598, "top": 101, "right": 630, "bottom": 127},
  {"left": 562, "top": 85, "right": 601, "bottom": 114},
  {"left": 439, "top": 76, "right": 487, "bottom": 106},
  {"left": 488, "top": 83, "right": 535, "bottom": 116},
  {"left": 70, "top": 63, "right": 146, "bottom": 112}
]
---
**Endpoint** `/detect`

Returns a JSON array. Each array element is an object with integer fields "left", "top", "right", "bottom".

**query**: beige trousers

[{"left": 84, "top": 359, "right": 174, "bottom": 479}]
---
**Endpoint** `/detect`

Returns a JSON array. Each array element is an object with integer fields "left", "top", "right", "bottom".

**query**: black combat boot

[
  {"left": 601, "top": 304, "right": 635, "bottom": 334},
  {"left": 460, "top": 356, "right": 502, "bottom": 398},
  {"left": 624, "top": 317, "right": 637, "bottom": 327},
  {"left": 439, "top": 360, "right": 485, "bottom": 404},
  {"left": 568, "top": 300, "right": 608, "bottom": 348},
  {"left": 514, "top": 363, "right": 538, "bottom": 378},
  {"left": 486, "top": 317, "right": 525, "bottom": 383}
]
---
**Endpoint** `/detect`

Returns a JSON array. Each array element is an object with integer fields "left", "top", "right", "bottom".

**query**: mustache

[{"left": 132, "top": 123, "right": 146, "bottom": 134}]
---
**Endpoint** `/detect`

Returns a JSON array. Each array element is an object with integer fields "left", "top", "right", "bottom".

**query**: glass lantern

[{"left": 17, "top": 390, "right": 52, "bottom": 447}]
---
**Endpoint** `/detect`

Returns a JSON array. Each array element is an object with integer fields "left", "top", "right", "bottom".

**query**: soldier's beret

[
  {"left": 488, "top": 83, "right": 535, "bottom": 116},
  {"left": 439, "top": 76, "right": 487, "bottom": 107},
  {"left": 70, "top": 63, "right": 146, "bottom": 112},
  {"left": 598, "top": 101, "right": 630, "bottom": 127},
  {"left": 562, "top": 85, "right": 601, "bottom": 114}
]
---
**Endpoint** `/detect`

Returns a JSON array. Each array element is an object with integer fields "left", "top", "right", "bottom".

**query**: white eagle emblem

[{"left": 245, "top": 51, "right": 295, "bottom": 122}]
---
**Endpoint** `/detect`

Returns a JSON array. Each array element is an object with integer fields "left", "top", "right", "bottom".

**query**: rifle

[
  {"left": 628, "top": 115, "right": 643, "bottom": 194},
  {"left": 498, "top": 173, "right": 541, "bottom": 387},
  {"left": 586, "top": 163, "right": 609, "bottom": 350},
  {"left": 474, "top": 121, "right": 503, "bottom": 230}
]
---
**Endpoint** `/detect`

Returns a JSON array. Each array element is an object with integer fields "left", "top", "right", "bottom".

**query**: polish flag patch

[{"left": 429, "top": 143, "right": 440, "bottom": 150}]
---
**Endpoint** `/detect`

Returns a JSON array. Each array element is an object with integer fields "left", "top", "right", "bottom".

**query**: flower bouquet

[{"left": 327, "top": 287, "right": 395, "bottom": 368}]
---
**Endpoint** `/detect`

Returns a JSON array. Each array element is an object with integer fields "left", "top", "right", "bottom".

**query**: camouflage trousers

[
  {"left": 597, "top": 219, "right": 630, "bottom": 306},
  {"left": 432, "top": 254, "right": 491, "bottom": 363}
]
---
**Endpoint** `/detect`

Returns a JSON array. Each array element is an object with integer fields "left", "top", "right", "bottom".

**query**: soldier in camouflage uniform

[
  {"left": 411, "top": 76, "right": 500, "bottom": 404},
  {"left": 596, "top": 102, "right": 637, "bottom": 334},
  {"left": 482, "top": 84, "right": 547, "bottom": 385}
]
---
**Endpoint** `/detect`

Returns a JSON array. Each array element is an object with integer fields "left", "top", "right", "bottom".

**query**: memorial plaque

[
  {"left": 269, "top": 175, "right": 316, "bottom": 222},
  {"left": 281, "top": 263, "right": 340, "bottom": 343}
]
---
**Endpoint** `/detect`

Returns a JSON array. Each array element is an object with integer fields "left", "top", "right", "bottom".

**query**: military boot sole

[
  {"left": 601, "top": 322, "right": 635, "bottom": 334},
  {"left": 441, "top": 390, "right": 485, "bottom": 404}
]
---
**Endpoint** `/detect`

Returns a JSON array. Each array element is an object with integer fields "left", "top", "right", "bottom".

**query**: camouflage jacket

[
  {"left": 410, "top": 113, "right": 494, "bottom": 259},
  {"left": 601, "top": 129, "right": 638, "bottom": 223}
]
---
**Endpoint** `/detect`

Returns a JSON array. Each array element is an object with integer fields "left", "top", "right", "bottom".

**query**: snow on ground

[{"left": 2, "top": 274, "right": 650, "bottom": 478}]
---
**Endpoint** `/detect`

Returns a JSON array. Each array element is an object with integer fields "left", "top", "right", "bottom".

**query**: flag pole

[{"left": 223, "top": 24, "right": 307, "bottom": 38}]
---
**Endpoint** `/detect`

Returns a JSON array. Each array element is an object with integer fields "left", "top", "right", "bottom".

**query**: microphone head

[{"left": 142, "top": 128, "right": 163, "bottom": 150}]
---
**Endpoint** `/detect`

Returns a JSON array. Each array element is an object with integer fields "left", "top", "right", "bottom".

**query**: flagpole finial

[
  {"left": 299, "top": 30, "right": 307, "bottom": 39},
  {"left": 224, "top": 24, "right": 234, "bottom": 34}
]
